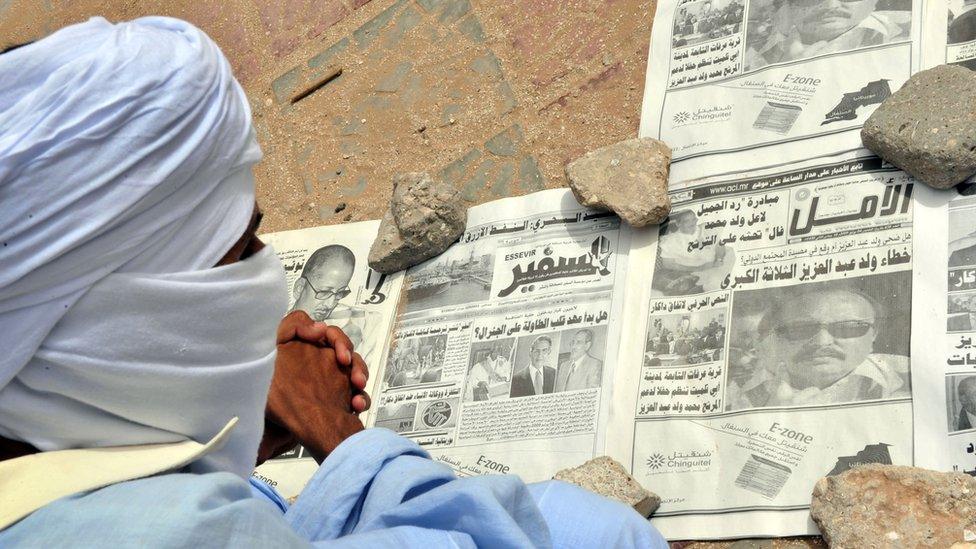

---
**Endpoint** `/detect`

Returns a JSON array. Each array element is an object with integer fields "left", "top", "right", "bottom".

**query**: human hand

[
  {"left": 276, "top": 311, "right": 370, "bottom": 413},
  {"left": 264, "top": 341, "right": 364, "bottom": 464}
]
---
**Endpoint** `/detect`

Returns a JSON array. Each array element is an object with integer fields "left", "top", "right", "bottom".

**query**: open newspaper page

[
  {"left": 911, "top": 184, "right": 976, "bottom": 475},
  {"left": 607, "top": 151, "right": 915, "bottom": 539},
  {"left": 369, "top": 189, "right": 631, "bottom": 481},
  {"left": 640, "top": 0, "right": 926, "bottom": 182},
  {"left": 252, "top": 220, "right": 404, "bottom": 498}
]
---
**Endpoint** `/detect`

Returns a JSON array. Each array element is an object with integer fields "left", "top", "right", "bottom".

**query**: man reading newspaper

[{"left": 0, "top": 17, "right": 666, "bottom": 548}]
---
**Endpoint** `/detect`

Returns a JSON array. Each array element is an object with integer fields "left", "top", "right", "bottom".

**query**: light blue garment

[{"left": 1, "top": 429, "right": 668, "bottom": 548}]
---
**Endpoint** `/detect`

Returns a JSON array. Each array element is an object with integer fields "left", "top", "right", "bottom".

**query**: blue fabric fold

[{"left": 1, "top": 428, "right": 668, "bottom": 548}]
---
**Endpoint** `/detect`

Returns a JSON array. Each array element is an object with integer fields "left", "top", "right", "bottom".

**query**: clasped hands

[{"left": 257, "top": 311, "right": 371, "bottom": 465}]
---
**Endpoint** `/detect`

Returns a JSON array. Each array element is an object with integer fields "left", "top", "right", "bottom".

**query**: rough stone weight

[
  {"left": 810, "top": 464, "right": 976, "bottom": 548},
  {"left": 862, "top": 64, "right": 976, "bottom": 189},
  {"left": 390, "top": 172, "right": 466, "bottom": 245},
  {"left": 553, "top": 456, "right": 661, "bottom": 517},
  {"left": 564, "top": 137, "right": 672, "bottom": 227},
  {"left": 368, "top": 172, "right": 466, "bottom": 273}
]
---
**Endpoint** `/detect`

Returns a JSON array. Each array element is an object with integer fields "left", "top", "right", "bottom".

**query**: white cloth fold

[
  {"left": 0, "top": 246, "right": 287, "bottom": 477},
  {"left": 0, "top": 16, "right": 284, "bottom": 477}
]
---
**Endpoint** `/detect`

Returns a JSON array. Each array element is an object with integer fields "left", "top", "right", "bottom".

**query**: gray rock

[
  {"left": 368, "top": 172, "right": 466, "bottom": 273},
  {"left": 564, "top": 137, "right": 672, "bottom": 227},
  {"left": 810, "top": 464, "right": 976, "bottom": 548},
  {"left": 862, "top": 65, "right": 976, "bottom": 189},
  {"left": 553, "top": 456, "right": 661, "bottom": 517}
]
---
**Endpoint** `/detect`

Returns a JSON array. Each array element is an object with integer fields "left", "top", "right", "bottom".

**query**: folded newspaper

[{"left": 254, "top": 0, "right": 976, "bottom": 540}]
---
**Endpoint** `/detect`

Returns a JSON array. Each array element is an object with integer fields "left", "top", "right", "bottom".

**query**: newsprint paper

[
  {"left": 253, "top": 220, "right": 404, "bottom": 498},
  {"left": 908, "top": 0, "right": 976, "bottom": 481},
  {"left": 640, "top": 0, "right": 928, "bottom": 183},
  {"left": 629, "top": 0, "right": 976, "bottom": 539},
  {"left": 911, "top": 185, "right": 976, "bottom": 477},
  {"left": 254, "top": 192, "right": 636, "bottom": 496},
  {"left": 249, "top": 0, "right": 976, "bottom": 539},
  {"left": 608, "top": 151, "right": 915, "bottom": 538}
]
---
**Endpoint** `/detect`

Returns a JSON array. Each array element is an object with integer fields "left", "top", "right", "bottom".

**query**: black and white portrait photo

[
  {"left": 947, "top": 375, "right": 976, "bottom": 432},
  {"left": 643, "top": 309, "right": 726, "bottom": 367},
  {"left": 554, "top": 326, "right": 607, "bottom": 392},
  {"left": 742, "top": 0, "right": 912, "bottom": 72},
  {"left": 651, "top": 209, "right": 736, "bottom": 297},
  {"left": 672, "top": 0, "right": 745, "bottom": 48},
  {"left": 463, "top": 338, "right": 515, "bottom": 402},
  {"left": 383, "top": 334, "right": 448, "bottom": 389},
  {"left": 726, "top": 272, "right": 911, "bottom": 411},
  {"left": 404, "top": 245, "right": 494, "bottom": 313},
  {"left": 510, "top": 333, "right": 559, "bottom": 398},
  {"left": 289, "top": 244, "right": 384, "bottom": 367}
]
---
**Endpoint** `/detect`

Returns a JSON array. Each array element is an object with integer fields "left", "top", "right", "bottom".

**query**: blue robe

[{"left": 1, "top": 429, "right": 668, "bottom": 547}]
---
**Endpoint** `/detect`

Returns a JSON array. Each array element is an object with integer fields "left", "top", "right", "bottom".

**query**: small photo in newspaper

[
  {"left": 945, "top": 374, "right": 976, "bottom": 433},
  {"left": 948, "top": 0, "right": 976, "bottom": 69},
  {"left": 402, "top": 243, "right": 494, "bottom": 314},
  {"left": 672, "top": 0, "right": 744, "bottom": 49},
  {"left": 383, "top": 334, "right": 448, "bottom": 389}
]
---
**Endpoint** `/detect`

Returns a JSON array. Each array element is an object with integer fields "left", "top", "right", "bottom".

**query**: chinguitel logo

[
  {"left": 673, "top": 111, "right": 691, "bottom": 125},
  {"left": 647, "top": 453, "right": 666, "bottom": 469}
]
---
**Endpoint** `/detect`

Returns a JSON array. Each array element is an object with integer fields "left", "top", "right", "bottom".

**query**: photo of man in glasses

[
  {"left": 291, "top": 244, "right": 381, "bottom": 366},
  {"left": 727, "top": 275, "right": 910, "bottom": 410},
  {"left": 743, "top": 0, "right": 911, "bottom": 71}
]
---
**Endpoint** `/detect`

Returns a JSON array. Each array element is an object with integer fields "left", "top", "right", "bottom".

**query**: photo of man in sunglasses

[
  {"left": 727, "top": 279, "right": 910, "bottom": 410},
  {"left": 743, "top": 0, "right": 911, "bottom": 71}
]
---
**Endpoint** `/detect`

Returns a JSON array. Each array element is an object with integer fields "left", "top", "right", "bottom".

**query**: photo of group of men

[
  {"left": 672, "top": 0, "right": 744, "bottom": 48},
  {"left": 643, "top": 309, "right": 726, "bottom": 367},
  {"left": 383, "top": 334, "right": 448, "bottom": 389},
  {"left": 725, "top": 272, "right": 912, "bottom": 410},
  {"left": 462, "top": 326, "right": 608, "bottom": 402}
]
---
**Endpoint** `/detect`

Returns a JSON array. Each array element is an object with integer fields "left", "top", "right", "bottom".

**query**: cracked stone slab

[{"left": 862, "top": 64, "right": 976, "bottom": 189}]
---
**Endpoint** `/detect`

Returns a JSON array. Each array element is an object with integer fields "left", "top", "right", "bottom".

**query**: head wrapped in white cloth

[{"left": 0, "top": 17, "right": 287, "bottom": 477}]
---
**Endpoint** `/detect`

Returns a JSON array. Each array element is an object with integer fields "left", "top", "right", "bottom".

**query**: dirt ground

[
  {"left": 0, "top": 1, "right": 824, "bottom": 545},
  {"left": 1, "top": 0, "right": 658, "bottom": 233}
]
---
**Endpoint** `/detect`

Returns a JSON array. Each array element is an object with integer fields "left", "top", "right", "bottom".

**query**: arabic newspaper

[
  {"left": 607, "top": 151, "right": 915, "bottom": 538},
  {"left": 252, "top": 220, "right": 404, "bottom": 499},
  {"left": 911, "top": 184, "right": 976, "bottom": 476},
  {"left": 639, "top": 0, "right": 927, "bottom": 183},
  {"left": 908, "top": 0, "right": 976, "bottom": 479},
  {"left": 372, "top": 189, "right": 633, "bottom": 481}
]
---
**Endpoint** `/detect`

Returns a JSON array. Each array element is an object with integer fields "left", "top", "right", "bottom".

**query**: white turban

[{"left": 0, "top": 17, "right": 287, "bottom": 477}]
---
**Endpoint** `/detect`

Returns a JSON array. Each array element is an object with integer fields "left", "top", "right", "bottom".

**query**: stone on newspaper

[
  {"left": 368, "top": 172, "right": 466, "bottom": 273},
  {"left": 862, "top": 64, "right": 976, "bottom": 189},
  {"left": 810, "top": 464, "right": 976, "bottom": 548},
  {"left": 564, "top": 137, "right": 672, "bottom": 227},
  {"left": 553, "top": 456, "right": 661, "bottom": 517}
]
